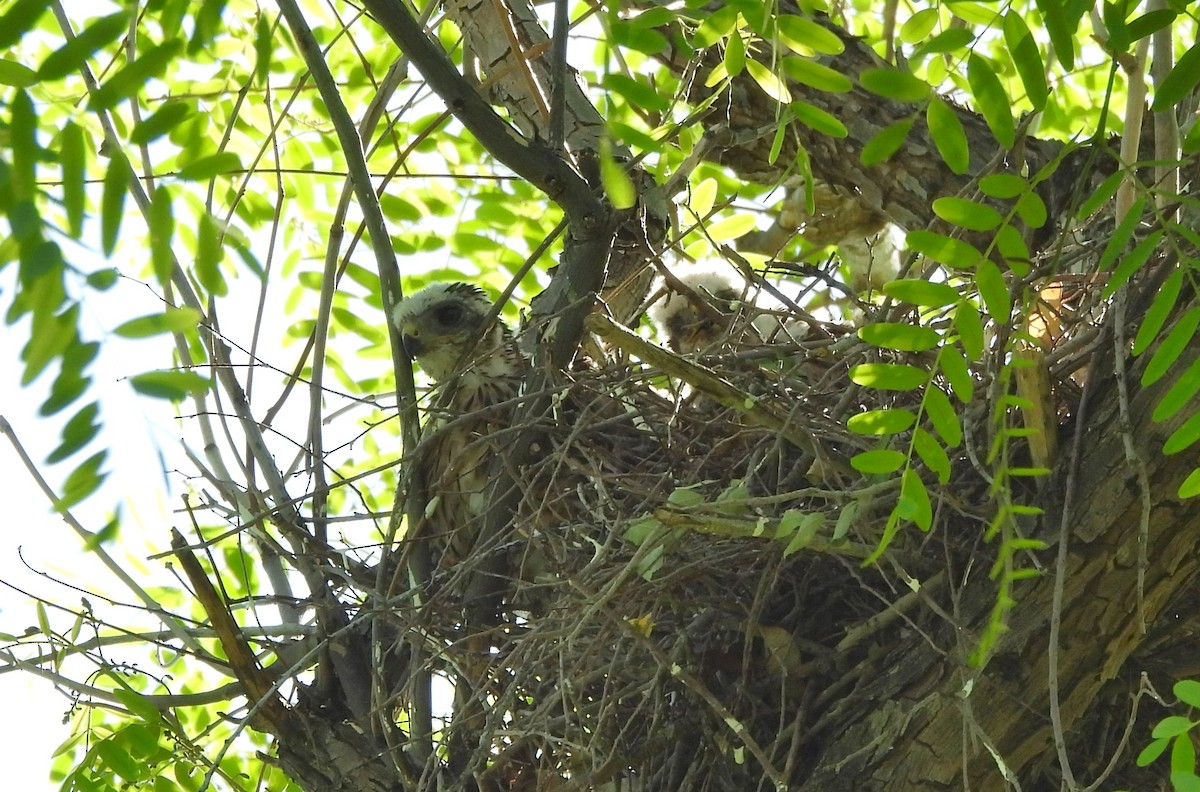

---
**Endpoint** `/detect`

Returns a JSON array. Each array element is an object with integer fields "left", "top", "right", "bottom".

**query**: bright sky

[
  {"left": 0, "top": 350, "right": 89, "bottom": 790},
  {"left": 0, "top": 268, "right": 181, "bottom": 789}
]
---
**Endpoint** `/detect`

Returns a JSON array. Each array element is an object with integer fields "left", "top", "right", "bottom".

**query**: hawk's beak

[{"left": 402, "top": 334, "right": 425, "bottom": 358}]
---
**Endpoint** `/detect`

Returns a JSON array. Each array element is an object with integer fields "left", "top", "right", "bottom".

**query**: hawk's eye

[{"left": 434, "top": 304, "right": 464, "bottom": 327}]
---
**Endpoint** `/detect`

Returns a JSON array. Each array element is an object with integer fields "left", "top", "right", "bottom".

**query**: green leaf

[
  {"left": 130, "top": 369, "right": 211, "bottom": 400},
  {"left": 37, "top": 11, "right": 129, "bottom": 81},
  {"left": 768, "top": 121, "right": 787, "bottom": 164},
  {"left": 939, "top": 344, "right": 974, "bottom": 401},
  {"left": 1015, "top": 191, "right": 1048, "bottom": 228},
  {"left": 692, "top": 5, "right": 738, "bottom": 48},
  {"left": 775, "top": 16, "right": 844, "bottom": 55},
  {"left": 898, "top": 468, "right": 933, "bottom": 530},
  {"left": 57, "top": 450, "right": 107, "bottom": 509},
  {"left": 0, "top": 59, "right": 37, "bottom": 87},
  {"left": 790, "top": 100, "right": 846, "bottom": 137},
  {"left": 148, "top": 186, "right": 175, "bottom": 287},
  {"left": 96, "top": 738, "right": 142, "bottom": 782},
  {"left": 847, "top": 408, "right": 916, "bottom": 435},
  {"left": 946, "top": 1, "right": 999, "bottom": 26},
  {"left": 1153, "top": 716, "right": 1197, "bottom": 739},
  {"left": 1103, "top": 229, "right": 1164, "bottom": 300},
  {"left": 113, "top": 688, "right": 164, "bottom": 726},
  {"left": 101, "top": 152, "right": 131, "bottom": 256},
  {"left": 933, "top": 197, "right": 1003, "bottom": 231},
  {"left": 1153, "top": 355, "right": 1200, "bottom": 423},
  {"left": 1128, "top": 9, "right": 1176, "bottom": 43},
  {"left": 927, "top": 97, "right": 970, "bottom": 174},
  {"left": 690, "top": 177, "right": 718, "bottom": 219},
  {"left": 860, "top": 67, "right": 930, "bottom": 102},
  {"left": 604, "top": 73, "right": 671, "bottom": 113},
  {"left": 1142, "top": 307, "right": 1200, "bottom": 387},
  {"left": 0, "top": 0, "right": 51, "bottom": 50},
  {"left": 746, "top": 59, "right": 791, "bottom": 102},
  {"left": 909, "top": 28, "right": 976, "bottom": 60},
  {"left": 1009, "top": 8, "right": 1053, "bottom": 100},
  {"left": 177, "top": 151, "right": 242, "bottom": 182},
  {"left": 955, "top": 301, "right": 984, "bottom": 359},
  {"left": 130, "top": 101, "right": 192, "bottom": 145},
  {"left": 1077, "top": 170, "right": 1123, "bottom": 220},
  {"left": 1152, "top": 41, "right": 1200, "bottom": 112},
  {"left": 1180, "top": 469, "right": 1200, "bottom": 499},
  {"left": 21, "top": 296, "right": 76, "bottom": 385},
  {"left": 914, "top": 427, "right": 951, "bottom": 483},
  {"left": 253, "top": 12, "right": 272, "bottom": 85},
  {"left": 1102, "top": 0, "right": 1131, "bottom": 51},
  {"left": 42, "top": 371, "right": 88, "bottom": 416},
  {"left": 1170, "top": 771, "right": 1200, "bottom": 792},
  {"left": 723, "top": 30, "right": 745, "bottom": 76},
  {"left": 113, "top": 308, "right": 201, "bottom": 338},
  {"left": 862, "top": 118, "right": 914, "bottom": 165},
  {"left": 883, "top": 278, "right": 960, "bottom": 308},
  {"left": 907, "top": 230, "right": 982, "bottom": 268},
  {"left": 967, "top": 54, "right": 1014, "bottom": 147},
  {"left": 859, "top": 322, "right": 941, "bottom": 351},
  {"left": 780, "top": 511, "right": 824, "bottom": 557},
  {"left": 707, "top": 213, "right": 757, "bottom": 241},
  {"left": 850, "top": 363, "right": 928, "bottom": 391},
  {"left": 188, "top": 0, "right": 228, "bottom": 54},
  {"left": 996, "top": 225, "right": 1031, "bottom": 275},
  {"left": 610, "top": 18, "right": 669, "bottom": 53},
  {"left": 10, "top": 90, "right": 38, "bottom": 201},
  {"left": 780, "top": 57, "right": 852, "bottom": 93},
  {"left": 1185, "top": 123, "right": 1200, "bottom": 156},
  {"left": 899, "top": 8, "right": 938, "bottom": 42},
  {"left": 979, "top": 173, "right": 1027, "bottom": 200},
  {"left": 851, "top": 448, "right": 907, "bottom": 474},
  {"left": 599, "top": 138, "right": 636, "bottom": 210},
  {"left": 47, "top": 402, "right": 101, "bottom": 464},
  {"left": 1177, "top": 680, "right": 1200, "bottom": 708},
  {"left": 60, "top": 122, "right": 87, "bottom": 237},
  {"left": 925, "top": 386, "right": 963, "bottom": 446},
  {"left": 1138, "top": 737, "right": 1171, "bottom": 767},
  {"left": 975, "top": 260, "right": 1011, "bottom": 321},
  {"left": 1163, "top": 411, "right": 1200, "bottom": 455},
  {"left": 196, "top": 212, "right": 227, "bottom": 296},
  {"left": 89, "top": 39, "right": 183, "bottom": 110},
  {"left": 1097, "top": 198, "right": 1145, "bottom": 270}
]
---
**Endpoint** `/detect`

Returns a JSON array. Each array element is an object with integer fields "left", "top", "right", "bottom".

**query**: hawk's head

[{"left": 392, "top": 282, "right": 519, "bottom": 383}]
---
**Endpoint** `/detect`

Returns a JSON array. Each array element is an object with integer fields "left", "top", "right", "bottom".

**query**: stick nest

[{"left": 371, "top": 261, "right": 1109, "bottom": 791}]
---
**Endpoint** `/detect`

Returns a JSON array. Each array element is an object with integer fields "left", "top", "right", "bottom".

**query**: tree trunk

[{"left": 804, "top": 311, "right": 1200, "bottom": 789}]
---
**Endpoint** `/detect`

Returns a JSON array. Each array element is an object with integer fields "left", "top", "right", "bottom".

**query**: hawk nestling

[
  {"left": 392, "top": 282, "right": 524, "bottom": 566},
  {"left": 649, "top": 267, "right": 808, "bottom": 354}
]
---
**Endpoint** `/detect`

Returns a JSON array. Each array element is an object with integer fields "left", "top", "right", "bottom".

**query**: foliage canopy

[{"left": 2, "top": 0, "right": 1200, "bottom": 790}]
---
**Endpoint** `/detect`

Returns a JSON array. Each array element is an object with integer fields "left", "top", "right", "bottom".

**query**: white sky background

[{"left": 0, "top": 265, "right": 185, "bottom": 788}]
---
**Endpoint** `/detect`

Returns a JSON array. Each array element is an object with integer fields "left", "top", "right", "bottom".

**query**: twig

[
  {"left": 1110, "top": 288, "right": 1152, "bottom": 633},
  {"left": 1047, "top": 340, "right": 1107, "bottom": 791},
  {"left": 587, "top": 313, "right": 849, "bottom": 473}
]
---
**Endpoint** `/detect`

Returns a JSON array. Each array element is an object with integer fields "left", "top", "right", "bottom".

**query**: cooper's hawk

[
  {"left": 649, "top": 267, "right": 809, "bottom": 354},
  {"left": 392, "top": 281, "right": 524, "bottom": 566}
]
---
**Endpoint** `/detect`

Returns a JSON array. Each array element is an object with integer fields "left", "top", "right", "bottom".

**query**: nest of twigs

[{"left": 369, "top": 258, "right": 1109, "bottom": 791}]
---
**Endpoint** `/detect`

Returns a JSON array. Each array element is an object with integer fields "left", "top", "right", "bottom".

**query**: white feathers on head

[
  {"left": 839, "top": 223, "right": 904, "bottom": 291},
  {"left": 648, "top": 266, "right": 743, "bottom": 353},
  {"left": 392, "top": 281, "right": 513, "bottom": 383},
  {"left": 649, "top": 265, "right": 804, "bottom": 353}
]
